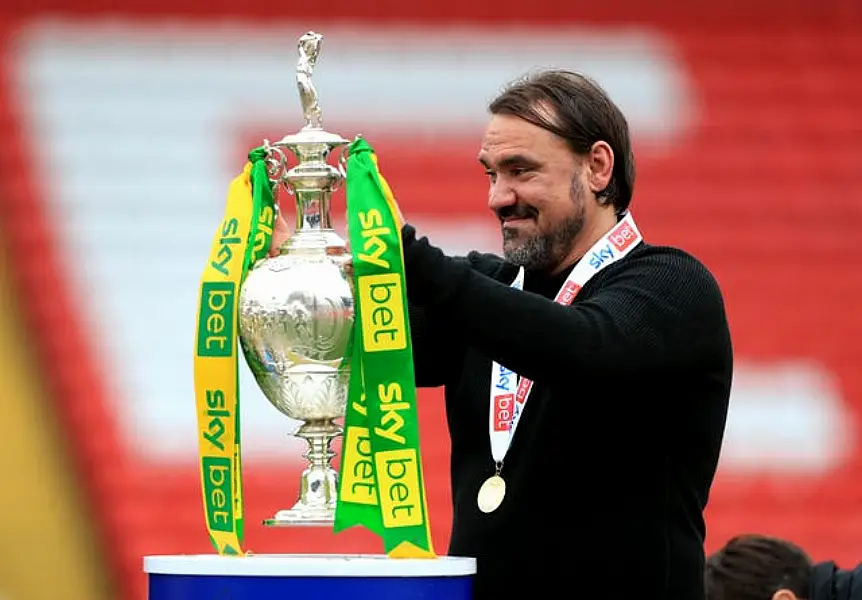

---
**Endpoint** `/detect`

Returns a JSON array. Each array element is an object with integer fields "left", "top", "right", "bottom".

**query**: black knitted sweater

[{"left": 402, "top": 223, "right": 733, "bottom": 600}]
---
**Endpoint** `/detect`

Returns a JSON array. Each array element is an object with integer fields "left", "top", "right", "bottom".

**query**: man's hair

[
  {"left": 705, "top": 534, "right": 814, "bottom": 600},
  {"left": 488, "top": 69, "right": 636, "bottom": 216}
]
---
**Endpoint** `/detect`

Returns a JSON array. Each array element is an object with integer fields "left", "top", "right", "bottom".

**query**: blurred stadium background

[{"left": 1, "top": 0, "right": 860, "bottom": 599}]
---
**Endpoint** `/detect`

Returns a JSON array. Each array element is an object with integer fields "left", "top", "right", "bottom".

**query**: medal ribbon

[
  {"left": 334, "top": 137, "right": 436, "bottom": 558},
  {"left": 488, "top": 213, "right": 643, "bottom": 470},
  {"left": 193, "top": 147, "right": 275, "bottom": 555}
]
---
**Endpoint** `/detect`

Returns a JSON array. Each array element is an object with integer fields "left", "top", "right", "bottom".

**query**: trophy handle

[
  {"left": 263, "top": 139, "right": 293, "bottom": 197},
  {"left": 332, "top": 145, "right": 350, "bottom": 193}
]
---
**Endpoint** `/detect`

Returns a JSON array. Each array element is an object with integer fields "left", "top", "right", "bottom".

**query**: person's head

[
  {"left": 706, "top": 534, "right": 814, "bottom": 600},
  {"left": 480, "top": 69, "right": 635, "bottom": 274}
]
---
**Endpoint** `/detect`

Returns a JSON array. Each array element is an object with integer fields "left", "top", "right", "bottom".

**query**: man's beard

[{"left": 500, "top": 178, "right": 586, "bottom": 273}]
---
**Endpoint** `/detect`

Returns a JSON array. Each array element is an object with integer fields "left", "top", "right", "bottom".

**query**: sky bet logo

[
  {"left": 197, "top": 281, "right": 235, "bottom": 357},
  {"left": 493, "top": 393, "right": 514, "bottom": 431},
  {"left": 588, "top": 221, "right": 638, "bottom": 270},
  {"left": 556, "top": 281, "right": 582, "bottom": 304}
]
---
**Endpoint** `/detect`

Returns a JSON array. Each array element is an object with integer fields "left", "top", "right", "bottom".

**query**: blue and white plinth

[{"left": 144, "top": 553, "right": 476, "bottom": 599}]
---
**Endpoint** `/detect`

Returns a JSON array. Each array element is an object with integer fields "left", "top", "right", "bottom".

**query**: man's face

[{"left": 478, "top": 113, "right": 590, "bottom": 273}]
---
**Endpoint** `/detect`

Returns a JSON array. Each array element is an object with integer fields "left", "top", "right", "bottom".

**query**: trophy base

[
  {"left": 263, "top": 504, "right": 335, "bottom": 527},
  {"left": 263, "top": 418, "right": 341, "bottom": 528}
]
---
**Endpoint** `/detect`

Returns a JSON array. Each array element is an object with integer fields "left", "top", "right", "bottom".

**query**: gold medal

[{"left": 477, "top": 475, "right": 506, "bottom": 513}]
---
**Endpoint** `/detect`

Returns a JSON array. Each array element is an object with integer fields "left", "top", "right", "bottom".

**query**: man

[
  {"left": 706, "top": 533, "right": 862, "bottom": 600},
  {"left": 273, "top": 70, "right": 733, "bottom": 599}
]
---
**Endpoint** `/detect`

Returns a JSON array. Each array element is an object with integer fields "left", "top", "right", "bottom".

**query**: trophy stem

[
  {"left": 294, "top": 188, "right": 334, "bottom": 232},
  {"left": 299, "top": 418, "right": 339, "bottom": 471},
  {"left": 263, "top": 419, "right": 342, "bottom": 527}
]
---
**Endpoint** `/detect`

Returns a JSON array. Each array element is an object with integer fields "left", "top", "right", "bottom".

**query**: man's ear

[
  {"left": 586, "top": 140, "right": 614, "bottom": 196},
  {"left": 772, "top": 589, "right": 799, "bottom": 600}
]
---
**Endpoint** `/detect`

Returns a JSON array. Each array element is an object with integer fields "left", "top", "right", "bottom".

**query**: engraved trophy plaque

[{"left": 237, "top": 31, "right": 353, "bottom": 526}]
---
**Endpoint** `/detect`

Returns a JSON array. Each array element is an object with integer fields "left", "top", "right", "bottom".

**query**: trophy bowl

[{"left": 239, "top": 233, "right": 353, "bottom": 422}]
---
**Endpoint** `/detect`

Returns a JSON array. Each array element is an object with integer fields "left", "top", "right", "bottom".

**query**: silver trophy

[{"left": 238, "top": 31, "right": 354, "bottom": 526}]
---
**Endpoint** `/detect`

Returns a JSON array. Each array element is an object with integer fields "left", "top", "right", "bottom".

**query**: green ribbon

[
  {"left": 334, "top": 137, "right": 435, "bottom": 557},
  {"left": 244, "top": 147, "right": 277, "bottom": 276}
]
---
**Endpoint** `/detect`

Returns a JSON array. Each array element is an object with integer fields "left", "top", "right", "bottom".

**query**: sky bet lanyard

[{"left": 479, "top": 212, "right": 643, "bottom": 514}]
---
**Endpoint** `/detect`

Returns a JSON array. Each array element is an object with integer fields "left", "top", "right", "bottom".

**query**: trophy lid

[{"left": 273, "top": 128, "right": 349, "bottom": 149}]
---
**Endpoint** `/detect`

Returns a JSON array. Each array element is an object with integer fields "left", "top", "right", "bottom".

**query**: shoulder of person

[
  {"left": 811, "top": 561, "right": 862, "bottom": 600},
  {"left": 611, "top": 243, "right": 722, "bottom": 288},
  {"left": 597, "top": 242, "right": 728, "bottom": 316}
]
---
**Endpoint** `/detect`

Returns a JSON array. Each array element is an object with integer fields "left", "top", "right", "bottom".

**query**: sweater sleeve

[
  {"left": 401, "top": 225, "right": 728, "bottom": 383},
  {"left": 407, "top": 247, "right": 512, "bottom": 388},
  {"left": 408, "top": 303, "right": 457, "bottom": 388}
]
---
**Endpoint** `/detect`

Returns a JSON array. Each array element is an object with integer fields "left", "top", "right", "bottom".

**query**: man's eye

[{"left": 485, "top": 170, "right": 497, "bottom": 182}]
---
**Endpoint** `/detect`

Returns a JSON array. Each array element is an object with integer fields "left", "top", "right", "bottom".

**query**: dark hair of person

[
  {"left": 488, "top": 69, "right": 636, "bottom": 216},
  {"left": 705, "top": 534, "right": 813, "bottom": 600}
]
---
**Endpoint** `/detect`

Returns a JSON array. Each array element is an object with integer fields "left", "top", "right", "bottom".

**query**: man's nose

[{"left": 488, "top": 180, "right": 516, "bottom": 211}]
